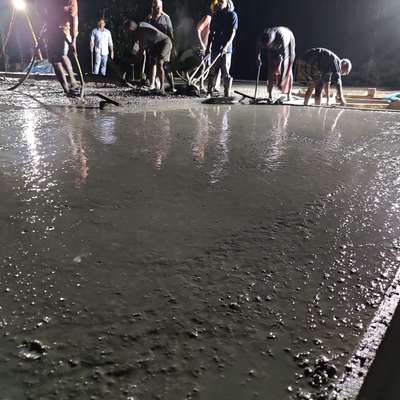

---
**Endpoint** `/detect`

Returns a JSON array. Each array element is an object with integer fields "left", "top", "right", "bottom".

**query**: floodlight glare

[{"left": 13, "top": 0, "right": 27, "bottom": 11}]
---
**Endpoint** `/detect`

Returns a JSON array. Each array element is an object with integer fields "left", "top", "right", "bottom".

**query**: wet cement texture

[{"left": 0, "top": 84, "right": 400, "bottom": 400}]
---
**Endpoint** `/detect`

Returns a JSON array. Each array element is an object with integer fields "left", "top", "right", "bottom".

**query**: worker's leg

[
  {"left": 157, "top": 58, "right": 166, "bottom": 94},
  {"left": 287, "top": 69, "right": 293, "bottom": 101},
  {"left": 314, "top": 81, "right": 323, "bottom": 105},
  {"left": 221, "top": 53, "right": 233, "bottom": 97},
  {"left": 323, "top": 82, "right": 330, "bottom": 105},
  {"left": 61, "top": 55, "right": 78, "bottom": 89},
  {"left": 150, "top": 62, "right": 157, "bottom": 90},
  {"left": 93, "top": 52, "right": 101, "bottom": 75},
  {"left": 207, "top": 54, "right": 220, "bottom": 96},
  {"left": 304, "top": 82, "right": 315, "bottom": 106},
  {"left": 100, "top": 54, "right": 108, "bottom": 76},
  {"left": 53, "top": 62, "right": 70, "bottom": 93},
  {"left": 166, "top": 71, "right": 175, "bottom": 92}
]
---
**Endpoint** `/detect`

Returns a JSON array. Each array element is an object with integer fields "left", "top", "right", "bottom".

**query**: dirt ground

[{"left": 0, "top": 79, "right": 400, "bottom": 400}]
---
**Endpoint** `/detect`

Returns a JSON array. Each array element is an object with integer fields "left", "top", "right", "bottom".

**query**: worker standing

[
  {"left": 90, "top": 18, "right": 114, "bottom": 76},
  {"left": 41, "top": 0, "right": 81, "bottom": 97},
  {"left": 148, "top": 0, "right": 175, "bottom": 92},
  {"left": 205, "top": 0, "right": 238, "bottom": 98}
]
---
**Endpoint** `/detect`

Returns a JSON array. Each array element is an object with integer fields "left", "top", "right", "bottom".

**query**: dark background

[{"left": 1, "top": 0, "right": 400, "bottom": 86}]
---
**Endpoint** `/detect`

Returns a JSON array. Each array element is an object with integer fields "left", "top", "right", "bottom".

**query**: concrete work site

[
  {"left": 0, "top": 79, "right": 399, "bottom": 400},
  {"left": 1, "top": 0, "right": 400, "bottom": 399}
]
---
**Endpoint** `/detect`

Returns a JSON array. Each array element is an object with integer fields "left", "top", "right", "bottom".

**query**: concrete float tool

[
  {"left": 175, "top": 51, "right": 224, "bottom": 97},
  {"left": 201, "top": 52, "right": 240, "bottom": 105},
  {"left": 234, "top": 64, "right": 286, "bottom": 105},
  {"left": 64, "top": 36, "right": 85, "bottom": 100},
  {"left": 96, "top": 93, "right": 121, "bottom": 109}
]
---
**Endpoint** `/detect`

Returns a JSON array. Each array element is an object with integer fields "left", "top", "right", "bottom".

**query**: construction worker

[
  {"left": 41, "top": 0, "right": 81, "bottom": 97},
  {"left": 148, "top": 0, "right": 175, "bottom": 92},
  {"left": 298, "top": 48, "right": 352, "bottom": 106},
  {"left": 90, "top": 18, "right": 114, "bottom": 76},
  {"left": 197, "top": 0, "right": 234, "bottom": 93},
  {"left": 205, "top": 0, "right": 238, "bottom": 97},
  {"left": 124, "top": 20, "right": 172, "bottom": 95},
  {"left": 256, "top": 26, "right": 296, "bottom": 101}
]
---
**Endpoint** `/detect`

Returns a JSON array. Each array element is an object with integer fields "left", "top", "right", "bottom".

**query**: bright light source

[{"left": 13, "top": 0, "right": 27, "bottom": 11}]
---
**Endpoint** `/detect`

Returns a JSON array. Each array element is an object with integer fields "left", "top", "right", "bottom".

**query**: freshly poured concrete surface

[{"left": 1, "top": 85, "right": 400, "bottom": 400}]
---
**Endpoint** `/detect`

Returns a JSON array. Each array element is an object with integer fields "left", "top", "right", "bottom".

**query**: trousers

[{"left": 93, "top": 53, "right": 108, "bottom": 76}]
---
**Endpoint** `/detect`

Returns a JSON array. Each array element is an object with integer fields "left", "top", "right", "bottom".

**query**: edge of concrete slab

[{"left": 334, "top": 267, "right": 400, "bottom": 400}]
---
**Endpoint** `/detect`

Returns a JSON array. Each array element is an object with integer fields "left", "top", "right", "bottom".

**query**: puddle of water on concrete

[{"left": 0, "top": 101, "right": 400, "bottom": 399}]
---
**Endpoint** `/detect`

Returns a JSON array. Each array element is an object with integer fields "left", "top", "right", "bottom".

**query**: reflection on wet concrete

[{"left": 0, "top": 97, "right": 400, "bottom": 400}]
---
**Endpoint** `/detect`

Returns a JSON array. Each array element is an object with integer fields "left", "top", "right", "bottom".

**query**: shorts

[
  {"left": 150, "top": 38, "right": 172, "bottom": 62},
  {"left": 46, "top": 27, "right": 69, "bottom": 63},
  {"left": 297, "top": 59, "right": 331, "bottom": 86}
]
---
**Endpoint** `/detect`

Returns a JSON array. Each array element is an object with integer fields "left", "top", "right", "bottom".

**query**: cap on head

[
  {"left": 340, "top": 59, "right": 352, "bottom": 75},
  {"left": 210, "top": 0, "right": 218, "bottom": 13}
]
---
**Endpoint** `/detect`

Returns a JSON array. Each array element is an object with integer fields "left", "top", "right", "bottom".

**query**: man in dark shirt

[
  {"left": 42, "top": 0, "right": 81, "bottom": 97},
  {"left": 256, "top": 26, "right": 296, "bottom": 101},
  {"left": 124, "top": 20, "right": 172, "bottom": 94},
  {"left": 299, "top": 48, "right": 352, "bottom": 106},
  {"left": 206, "top": 0, "right": 238, "bottom": 97}
]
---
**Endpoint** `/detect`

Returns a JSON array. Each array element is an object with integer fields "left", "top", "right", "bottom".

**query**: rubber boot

[
  {"left": 207, "top": 75, "right": 216, "bottom": 97},
  {"left": 224, "top": 77, "right": 233, "bottom": 98}
]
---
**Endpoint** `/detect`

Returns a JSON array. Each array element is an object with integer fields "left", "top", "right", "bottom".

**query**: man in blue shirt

[{"left": 206, "top": 0, "right": 238, "bottom": 97}]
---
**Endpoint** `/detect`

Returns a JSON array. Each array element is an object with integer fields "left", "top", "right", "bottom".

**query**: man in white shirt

[{"left": 90, "top": 18, "right": 114, "bottom": 76}]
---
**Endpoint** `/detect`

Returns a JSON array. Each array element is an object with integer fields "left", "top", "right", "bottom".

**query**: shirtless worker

[
  {"left": 299, "top": 47, "right": 352, "bottom": 106},
  {"left": 41, "top": 0, "right": 81, "bottom": 97},
  {"left": 124, "top": 20, "right": 172, "bottom": 95},
  {"left": 205, "top": 0, "right": 238, "bottom": 98}
]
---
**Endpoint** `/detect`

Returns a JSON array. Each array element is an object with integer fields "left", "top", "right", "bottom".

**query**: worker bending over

[
  {"left": 298, "top": 47, "right": 352, "bottom": 106},
  {"left": 256, "top": 26, "right": 296, "bottom": 101}
]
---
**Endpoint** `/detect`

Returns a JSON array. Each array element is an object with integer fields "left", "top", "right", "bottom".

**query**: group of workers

[{"left": 42, "top": 0, "right": 352, "bottom": 105}]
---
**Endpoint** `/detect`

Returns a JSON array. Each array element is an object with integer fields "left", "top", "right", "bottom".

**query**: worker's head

[
  {"left": 340, "top": 59, "right": 352, "bottom": 76},
  {"left": 152, "top": 0, "right": 163, "bottom": 14},
  {"left": 124, "top": 20, "right": 138, "bottom": 32},
  {"left": 97, "top": 19, "right": 106, "bottom": 30},
  {"left": 210, "top": 0, "right": 218, "bottom": 14},
  {"left": 216, "top": 0, "right": 229, "bottom": 11}
]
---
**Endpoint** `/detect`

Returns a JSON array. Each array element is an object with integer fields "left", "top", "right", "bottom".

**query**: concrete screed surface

[{"left": 0, "top": 82, "right": 400, "bottom": 400}]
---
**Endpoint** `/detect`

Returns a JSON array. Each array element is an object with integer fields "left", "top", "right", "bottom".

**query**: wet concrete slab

[{"left": 0, "top": 84, "right": 400, "bottom": 400}]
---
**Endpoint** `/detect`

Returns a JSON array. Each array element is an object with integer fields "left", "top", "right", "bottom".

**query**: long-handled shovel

[
  {"left": 253, "top": 62, "right": 261, "bottom": 101},
  {"left": 64, "top": 36, "right": 85, "bottom": 99}
]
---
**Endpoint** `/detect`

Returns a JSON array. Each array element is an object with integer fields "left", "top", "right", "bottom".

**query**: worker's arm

[
  {"left": 108, "top": 31, "right": 114, "bottom": 60},
  {"left": 166, "top": 14, "right": 174, "bottom": 41},
  {"left": 222, "top": 29, "right": 236, "bottom": 54},
  {"left": 324, "top": 82, "right": 330, "bottom": 105},
  {"left": 196, "top": 15, "right": 211, "bottom": 51},
  {"left": 222, "top": 12, "right": 238, "bottom": 54},
  {"left": 70, "top": 0, "right": 79, "bottom": 52},
  {"left": 336, "top": 81, "right": 346, "bottom": 105},
  {"left": 89, "top": 30, "right": 95, "bottom": 53},
  {"left": 205, "top": 31, "right": 214, "bottom": 55},
  {"left": 256, "top": 40, "right": 262, "bottom": 66}
]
